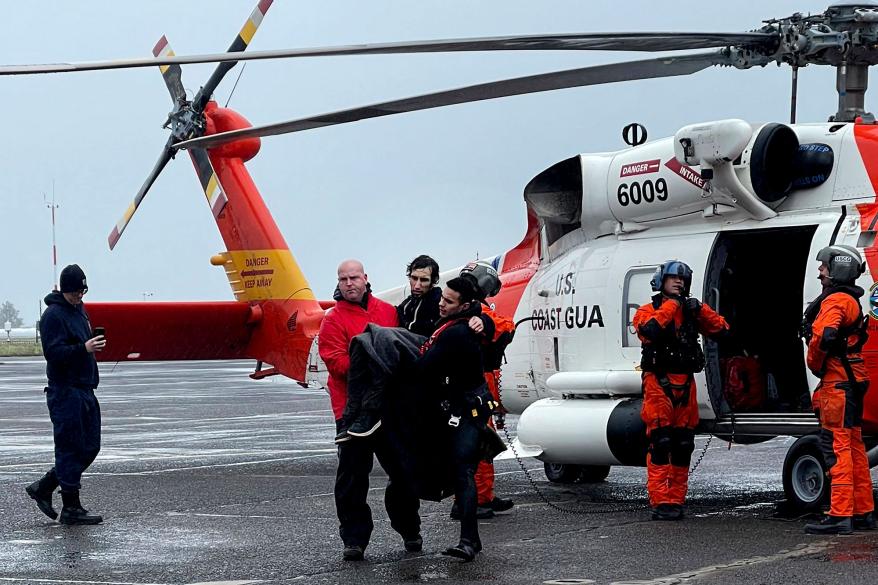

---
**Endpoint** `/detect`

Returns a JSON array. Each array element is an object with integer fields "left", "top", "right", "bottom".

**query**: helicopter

[{"left": 8, "top": 1, "right": 878, "bottom": 512}]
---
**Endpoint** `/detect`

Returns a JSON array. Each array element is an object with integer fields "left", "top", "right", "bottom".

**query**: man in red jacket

[{"left": 318, "top": 259, "right": 421, "bottom": 561}]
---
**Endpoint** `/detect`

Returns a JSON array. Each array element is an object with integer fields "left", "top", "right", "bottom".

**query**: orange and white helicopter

[{"left": 10, "top": 2, "right": 878, "bottom": 512}]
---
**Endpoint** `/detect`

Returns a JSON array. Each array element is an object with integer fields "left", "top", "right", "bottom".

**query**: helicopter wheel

[
  {"left": 543, "top": 462, "right": 582, "bottom": 483},
  {"left": 577, "top": 465, "right": 611, "bottom": 483},
  {"left": 782, "top": 434, "right": 829, "bottom": 513}
]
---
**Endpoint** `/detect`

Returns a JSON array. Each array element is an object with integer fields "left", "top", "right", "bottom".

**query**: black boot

[
  {"left": 651, "top": 503, "right": 680, "bottom": 521},
  {"left": 853, "top": 512, "right": 877, "bottom": 531},
  {"left": 25, "top": 469, "right": 59, "bottom": 520},
  {"left": 347, "top": 412, "right": 382, "bottom": 438},
  {"left": 441, "top": 539, "right": 480, "bottom": 562},
  {"left": 450, "top": 501, "right": 494, "bottom": 520},
  {"left": 403, "top": 534, "right": 423, "bottom": 553},
  {"left": 59, "top": 490, "right": 103, "bottom": 525},
  {"left": 804, "top": 515, "right": 853, "bottom": 535},
  {"left": 487, "top": 496, "right": 514, "bottom": 513}
]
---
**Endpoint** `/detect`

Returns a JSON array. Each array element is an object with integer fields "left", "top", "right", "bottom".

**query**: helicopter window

[{"left": 622, "top": 267, "right": 657, "bottom": 348}]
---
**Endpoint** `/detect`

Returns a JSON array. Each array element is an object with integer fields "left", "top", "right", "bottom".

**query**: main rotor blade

[
  {"left": 153, "top": 35, "right": 186, "bottom": 104},
  {"left": 176, "top": 51, "right": 730, "bottom": 150},
  {"left": 0, "top": 32, "right": 772, "bottom": 77},
  {"left": 196, "top": 0, "right": 273, "bottom": 110},
  {"left": 108, "top": 139, "right": 175, "bottom": 250}
]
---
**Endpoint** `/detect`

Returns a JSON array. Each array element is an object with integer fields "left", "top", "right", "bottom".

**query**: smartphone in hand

[{"left": 94, "top": 327, "right": 105, "bottom": 339}]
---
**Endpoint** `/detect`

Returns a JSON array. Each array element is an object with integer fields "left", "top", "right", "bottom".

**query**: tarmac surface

[{"left": 2, "top": 358, "right": 878, "bottom": 585}]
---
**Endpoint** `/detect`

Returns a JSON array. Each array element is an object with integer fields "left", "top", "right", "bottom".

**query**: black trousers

[
  {"left": 46, "top": 385, "right": 101, "bottom": 492},
  {"left": 334, "top": 419, "right": 421, "bottom": 548},
  {"left": 450, "top": 418, "right": 482, "bottom": 548}
]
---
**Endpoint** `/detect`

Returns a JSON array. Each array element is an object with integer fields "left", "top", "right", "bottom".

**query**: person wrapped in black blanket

[{"left": 356, "top": 276, "right": 500, "bottom": 561}]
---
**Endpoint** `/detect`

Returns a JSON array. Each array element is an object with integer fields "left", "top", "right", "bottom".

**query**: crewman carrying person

[
  {"left": 802, "top": 245, "right": 875, "bottom": 535},
  {"left": 450, "top": 262, "right": 515, "bottom": 520},
  {"left": 633, "top": 260, "right": 728, "bottom": 521}
]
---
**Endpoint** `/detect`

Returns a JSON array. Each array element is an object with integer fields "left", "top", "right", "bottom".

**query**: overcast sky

[{"left": 1, "top": 0, "right": 839, "bottom": 323}]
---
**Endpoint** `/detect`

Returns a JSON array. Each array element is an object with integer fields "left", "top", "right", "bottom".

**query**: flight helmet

[
  {"left": 816, "top": 245, "right": 865, "bottom": 284},
  {"left": 460, "top": 261, "right": 502, "bottom": 300},
  {"left": 650, "top": 260, "right": 693, "bottom": 295}
]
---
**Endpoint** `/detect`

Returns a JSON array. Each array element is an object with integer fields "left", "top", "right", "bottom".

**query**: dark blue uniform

[{"left": 40, "top": 291, "right": 101, "bottom": 492}]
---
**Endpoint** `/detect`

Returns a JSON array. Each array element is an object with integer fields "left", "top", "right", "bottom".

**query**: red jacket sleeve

[
  {"left": 318, "top": 311, "right": 350, "bottom": 381},
  {"left": 697, "top": 303, "right": 729, "bottom": 338},
  {"left": 634, "top": 298, "right": 680, "bottom": 343}
]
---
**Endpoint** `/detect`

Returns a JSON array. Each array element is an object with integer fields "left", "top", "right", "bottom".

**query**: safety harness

[
  {"left": 419, "top": 317, "right": 499, "bottom": 425},
  {"left": 801, "top": 285, "right": 870, "bottom": 384},
  {"left": 640, "top": 296, "right": 706, "bottom": 376}
]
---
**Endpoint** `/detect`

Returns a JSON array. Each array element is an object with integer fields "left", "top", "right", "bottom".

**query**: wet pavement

[{"left": 1, "top": 358, "right": 877, "bottom": 584}]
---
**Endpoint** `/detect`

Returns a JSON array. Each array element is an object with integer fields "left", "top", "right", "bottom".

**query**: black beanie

[{"left": 60, "top": 264, "right": 88, "bottom": 293}]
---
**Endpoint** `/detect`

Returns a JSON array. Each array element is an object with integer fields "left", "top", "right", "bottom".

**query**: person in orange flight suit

[
  {"left": 634, "top": 260, "right": 729, "bottom": 521},
  {"left": 803, "top": 245, "right": 875, "bottom": 535}
]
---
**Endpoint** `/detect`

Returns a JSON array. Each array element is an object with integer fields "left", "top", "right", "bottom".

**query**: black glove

[{"left": 684, "top": 297, "right": 702, "bottom": 316}]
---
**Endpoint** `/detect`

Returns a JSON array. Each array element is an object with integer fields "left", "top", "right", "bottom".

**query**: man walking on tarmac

[
  {"left": 318, "top": 259, "right": 421, "bottom": 561},
  {"left": 450, "top": 262, "right": 515, "bottom": 520},
  {"left": 633, "top": 260, "right": 728, "bottom": 521},
  {"left": 26, "top": 264, "right": 105, "bottom": 525},
  {"left": 803, "top": 245, "right": 875, "bottom": 535}
]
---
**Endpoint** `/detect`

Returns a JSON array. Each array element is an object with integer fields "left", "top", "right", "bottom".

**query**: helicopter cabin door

[{"left": 701, "top": 220, "right": 848, "bottom": 419}]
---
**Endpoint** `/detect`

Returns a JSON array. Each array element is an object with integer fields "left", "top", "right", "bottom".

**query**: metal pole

[
  {"left": 45, "top": 182, "right": 59, "bottom": 291},
  {"left": 790, "top": 66, "right": 798, "bottom": 124}
]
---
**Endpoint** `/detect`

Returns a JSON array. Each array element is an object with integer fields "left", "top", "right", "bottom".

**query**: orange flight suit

[
  {"left": 634, "top": 295, "right": 728, "bottom": 508},
  {"left": 474, "top": 306, "right": 515, "bottom": 506},
  {"left": 475, "top": 370, "right": 501, "bottom": 505},
  {"left": 806, "top": 290, "right": 874, "bottom": 519}
]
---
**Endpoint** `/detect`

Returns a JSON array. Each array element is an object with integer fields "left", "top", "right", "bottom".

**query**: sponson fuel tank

[{"left": 517, "top": 397, "right": 648, "bottom": 466}]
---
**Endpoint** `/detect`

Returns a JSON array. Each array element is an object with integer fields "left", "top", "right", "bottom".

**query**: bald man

[{"left": 318, "top": 259, "right": 421, "bottom": 561}]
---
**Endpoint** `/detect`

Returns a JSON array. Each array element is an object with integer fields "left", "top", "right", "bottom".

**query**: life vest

[{"left": 640, "top": 297, "right": 706, "bottom": 375}]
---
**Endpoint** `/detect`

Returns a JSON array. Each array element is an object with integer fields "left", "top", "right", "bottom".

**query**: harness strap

[
  {"left": 419, "top": 317, "right": 466, "bottom": 355},
  {"left": 657, "top": 374, "right": 693, "bottom": 407}
]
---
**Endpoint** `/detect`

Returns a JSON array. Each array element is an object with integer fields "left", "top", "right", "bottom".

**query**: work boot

[
  {"left": 59, "top": 490, "right": 103, "bottom": 525},
  {"left": 342, "top": 544, "right": 364, "bottom": 561},
  {"left": 804, "top": 515, "right": 853, "bottom": 535},
  {"left": 450, "top": 501, "right": 494, "bottom": 520},
  {"left": 669, "top": 504, "right": 685, "bottom": 520},
  {"left": 487, "top": 496, "right": 514, "bottom": 513},
  {"left": 347, "top": 413, "right": 382, "bottom": 438},
  {"left": 403, "top": 534, "right": 423, "bottom": 553},
  {"left": 441, "top": 539, "right": 480, "bottom": 562},
  {"left": 651, "top": 503, "right": 678, "bottom": 521},
  {"left": 853, "top": 512, "right": 877, "bottom": 531},
  {"left": 25, "top": 469, "right": 59, "bottom": 520}
]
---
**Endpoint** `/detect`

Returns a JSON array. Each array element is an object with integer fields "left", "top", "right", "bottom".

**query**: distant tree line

[{"left": 1, "top": 301, "right": 24, "bottom": 328}]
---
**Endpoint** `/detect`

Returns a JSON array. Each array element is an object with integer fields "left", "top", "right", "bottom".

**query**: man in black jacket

[
  {"left": 412, "top": 274, "right": 493, "bottom": 561},
  {"left": 397, "top": 255, "right": 442, "bottom": 336},
  {"left": 27, "top": 264, "right": 105, "bottom": 525}
]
